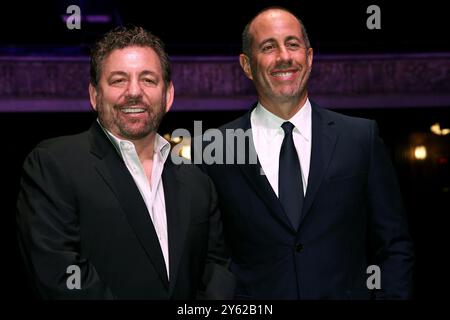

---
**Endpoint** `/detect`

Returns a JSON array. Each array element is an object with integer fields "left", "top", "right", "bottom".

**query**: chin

[
  {"left": 120, "top": 126, "right": 154, "bottom": 140},
  {"left": 274, "top": 91, "right": 298, "bottom": 100}
]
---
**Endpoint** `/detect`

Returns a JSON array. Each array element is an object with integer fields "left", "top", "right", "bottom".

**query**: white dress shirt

[
  {"left": 250, "top": 99, "right": 312, "bottom": 197},
  {"left": 99, "top": 121, "right": 171, "bottom": 279}
]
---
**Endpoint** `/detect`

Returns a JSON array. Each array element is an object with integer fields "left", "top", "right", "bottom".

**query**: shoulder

[
  {"left": 20, "top": 131, "right": 90, "bottom": 191},
  {"left": 219, "top": 118, "right": 244, "bottom": 131},
  {"left": 316, "top": 106, "right": 375, "bottom": 136},
  {"left": 321, "top": 107, "right": 373, "bottom": 126},
  {"left": 28, "top": 130, "right": 90, "bottom": 163},
  {"left": 38, "top": 130, "right": 88, "bottom": 149},
  {"left": 218, "top": 110, "right": 252, "bottom": 132}
]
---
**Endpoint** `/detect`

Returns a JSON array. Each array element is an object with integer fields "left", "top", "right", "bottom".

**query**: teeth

[
  {"left": 122, "top": 108, "right": 145, "bottom": 113},
  {"left": 273, "top": 72, "right": 293, "bottom": 77}
]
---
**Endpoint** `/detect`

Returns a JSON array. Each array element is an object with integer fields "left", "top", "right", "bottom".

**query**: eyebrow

[
  {"left": 107, "top": 70, "right": 160, "bottom": 79},
  {"left": 107, "top": 71, "right": 128, "bottom": 78},
  {"left": 259, "top": 35, "right": 303, "bottom": 47},
  {"left": 140, "top": 70, "right": 159, "bottom": 78},
  {"left": 285, "top": 36, "right": 302, "bottom": 42}
]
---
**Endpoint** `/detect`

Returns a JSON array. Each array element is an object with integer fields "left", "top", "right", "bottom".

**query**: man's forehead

[
  {"left": 249, "top": 9, "right": 302, "bottom": 41},
  {"left": 104, "top": 46, "right": 157, "bottom": 62},
  {"left": 101, "top": 46, "right": 161, "bottom": 72}
]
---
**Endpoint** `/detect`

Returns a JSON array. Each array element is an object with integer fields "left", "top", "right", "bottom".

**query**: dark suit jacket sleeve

[
  {"left": 16, "top": 146, "right": 115, "bottom": 299},
  {"left": 191, "top": 134, "right": 236, "bottom": 299},
  {"left": 366, "top": 121, "right": 414, "bottom": 299},
  {"left": 198, "top": 176, "right": 236, "bottom": 299}
]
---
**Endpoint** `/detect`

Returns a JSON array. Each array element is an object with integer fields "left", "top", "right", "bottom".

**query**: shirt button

[{"left": 295, "top": 243, "right": 304, "bottom": 252}]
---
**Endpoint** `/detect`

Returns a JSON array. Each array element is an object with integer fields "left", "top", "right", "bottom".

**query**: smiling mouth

[
  {"left": 273, "top": 72, "right": 294, "bottom": 77},
  {"left": 122, "top": 109, "right": 145, "bottom": 113},
  {"left": 121, "top": 107, "right": 146, "bottom": 114},
  {"left": 271, "top": 69, "right": 298, "bottom": 78}
]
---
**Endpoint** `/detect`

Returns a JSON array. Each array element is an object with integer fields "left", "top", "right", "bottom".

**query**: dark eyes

[
  {"left": 286, "top": 42, "right": 300, "bottom": 48},
  {"left": 111, "top": 79, "right": 125, "bottom": 84},
  {"left": 262, "top": 44, "right": 275, "bottom": 52},
  {"left": 143, "top": 78, "right": 156, "bottom": 85},
  {"left": 109, "top": 78, "right": 156, "bottom": 85},
  {"left": 261, "top": 42, "right": 301, "bottom": 53}
]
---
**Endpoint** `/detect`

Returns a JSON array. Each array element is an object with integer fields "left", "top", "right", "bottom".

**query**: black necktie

[{"left": 279, "top": 121, "right": 304, "bottom": 230}]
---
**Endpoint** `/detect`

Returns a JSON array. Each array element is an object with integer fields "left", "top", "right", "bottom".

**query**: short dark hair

[
  {"left": 90, "top": 26, "right": 171, "bottom": 87},
  {"left": 242, "top": 6, "right": 311, "bottom": 58}
]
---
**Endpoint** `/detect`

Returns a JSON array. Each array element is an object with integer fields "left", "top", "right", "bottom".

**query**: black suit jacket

[
  {"left": 197, "top": 101, "right": 414, "bottom": 299},
  {"left": 17, "top": 122, "right": 233, "bottom": 299}
]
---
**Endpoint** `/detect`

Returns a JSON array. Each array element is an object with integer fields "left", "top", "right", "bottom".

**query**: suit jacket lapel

[
  {"left": 300, "top": 103, "right": 338, "bottom": 225},
  {"left": 232, "top": 108, "right": 294, "bottom": 231},
  {"left": 88, "top": 122, "right": 169, "bottom": 289},
  {"left": 163, "top": 161, "right": 190, "bottom": 296}
]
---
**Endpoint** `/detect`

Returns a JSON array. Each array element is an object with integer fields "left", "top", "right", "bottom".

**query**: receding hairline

[
  {"left": 248, "top": 8, "right": 301, "bottom": 34},
  {"left": 242, "top": 6, "right": 311, "bottom": 57}
]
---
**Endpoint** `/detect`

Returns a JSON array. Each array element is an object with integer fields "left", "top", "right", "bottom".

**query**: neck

[
  {"left": 131, "top": 132, "right": 156, "bottom": 163},
  {"left": 260, "top": 94, "right": 308, "bottom": 120}
]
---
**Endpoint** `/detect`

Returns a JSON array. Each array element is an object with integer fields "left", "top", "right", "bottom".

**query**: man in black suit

[
  {"left": 16, "top": 26, "right": 232, "bottom": 299},
  {"left": 196, "top": 7, "right": 414, "bottom": 299}
]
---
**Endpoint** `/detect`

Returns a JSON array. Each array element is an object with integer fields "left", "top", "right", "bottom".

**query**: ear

[
  {"left": 89, "top": 83, "right": 98, "bottom": 111},
  {"left": 239, "top": 54, "right": 253, "bottom": 80},
  {"left": 165, "top": 82, "right": 174, "bottom": 112},
  {"left": 307, "top": 47, "right": 314, "bottom": 70}
]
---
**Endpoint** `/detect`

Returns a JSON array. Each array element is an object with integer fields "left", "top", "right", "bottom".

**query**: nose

[
  {"left": 276, "top": 46, "right": 292, "bottom": 64},
  {"left": 126, "top": 78, "right": 143, "bottom": 97}
]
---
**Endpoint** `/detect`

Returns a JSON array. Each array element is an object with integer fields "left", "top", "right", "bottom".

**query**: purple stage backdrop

[{"left": 1, "top": 53, "right": 450, "bottom": 112}]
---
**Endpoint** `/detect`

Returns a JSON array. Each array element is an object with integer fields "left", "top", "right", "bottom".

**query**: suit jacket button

[{"left": 295, "top": 243, "right": 304, "bottom": 252}]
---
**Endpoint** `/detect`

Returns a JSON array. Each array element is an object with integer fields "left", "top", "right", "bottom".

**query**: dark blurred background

[
  {"left": 2, "top": 0, "right": 450, "bottom": 54},
  {"left": 1, "top": 0, "right": 449, "bottom": 301}
]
